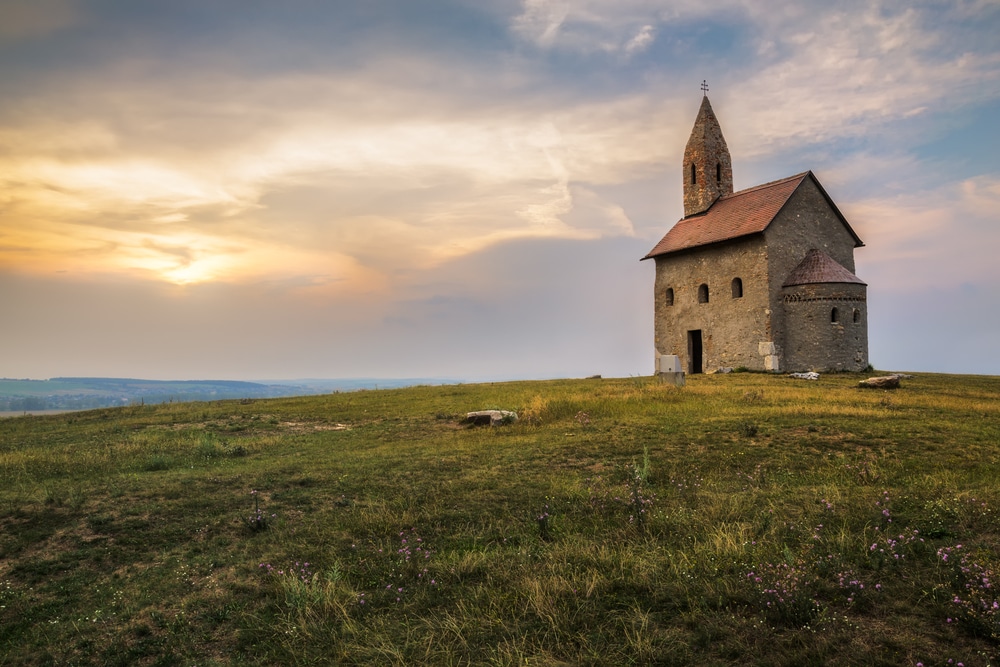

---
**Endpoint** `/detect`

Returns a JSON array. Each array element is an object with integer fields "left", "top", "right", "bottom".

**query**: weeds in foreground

[
  {"left": 745, "top": 492, "right": 933, "bottom": 627},
  {"left": 536, "top": 505, "right": 553, "bottom": 541},
  {"left": 354, "top": 528, "right": 438, "bottom": 606},
  {"left": 626, "top": 448, "right": 654, "bottom": 531},
  {"left": 585, "top": 450, "right": 656, "bottom": 532},
  {"left": 938, "top": 545, "right": 1000, "bottom": 641},
  {"left": 746, "top": 561, "right": 821, "bottom": 626},
  {"left": 247, "top": 489, "right": 273, "bottom": 532}
]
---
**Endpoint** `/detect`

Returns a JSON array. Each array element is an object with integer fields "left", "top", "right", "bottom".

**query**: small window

[
  {"left": 853, "top": 309, "right": 860, "bottom": 323},
  {"left": 831, "top": 307, "right": 839, "bottom": 323},
  {"left": 691, "top": 163, "right": 697, "bottom": 185},
  {"left": 698, "top": 284, "right": 709, "bottom": 304},
  {"left": 665, "top": 288, "right": 674, "bottom": 306},
  {"left": 731, "top": 277, "right": 743, "bottom": 298},
  {"left": 716, "top": 163, "right": 722, "bottom": 184}
]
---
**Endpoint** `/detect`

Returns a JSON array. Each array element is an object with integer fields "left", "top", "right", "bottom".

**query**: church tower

[{"left": 682, "top": 93, "right": 733, "bottom": 217}]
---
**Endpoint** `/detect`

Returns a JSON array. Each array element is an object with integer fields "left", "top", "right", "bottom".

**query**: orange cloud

[{"left": 0, "top": 82, "right": 667, "bottom": 289}]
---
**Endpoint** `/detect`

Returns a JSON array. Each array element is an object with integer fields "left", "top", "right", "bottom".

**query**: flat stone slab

[
  {"left": 657, "top": 371, "right": 686, "bottom": 387},
  {"left": 858, "top": 376, "right": 901, "bottom": 389},
  {"left": 789, "top": 372, "right": 820, "bottom": 380},
  {"left": 464, "top": 410, "right": 518, "bottom": 426}
]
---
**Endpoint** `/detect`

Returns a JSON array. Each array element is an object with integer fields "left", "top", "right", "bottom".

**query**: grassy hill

[{"left": 1, "top": 372, "right": 998, "bottom": 665}]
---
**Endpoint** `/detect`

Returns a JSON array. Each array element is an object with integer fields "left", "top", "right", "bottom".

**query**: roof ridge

[
  {"left": 643, "top": 171, "right": 809, "bottom": 259},
  {"left": 722, "top": 171, "right": 810, "bottom": 200},
  {"left": 679, "top": 171, "right": 807, "bottom": 221}
]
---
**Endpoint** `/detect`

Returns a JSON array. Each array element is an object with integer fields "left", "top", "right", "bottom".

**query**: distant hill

[{"left": 0, "top": 376, "right": 457, "bottom": 412}]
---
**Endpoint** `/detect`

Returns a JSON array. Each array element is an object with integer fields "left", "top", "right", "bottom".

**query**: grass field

[{"left": 1, "top": 372, "right": 998, "bottom": 665}]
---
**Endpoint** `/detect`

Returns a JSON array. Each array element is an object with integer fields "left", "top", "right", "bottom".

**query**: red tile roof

[
  {"left": 642, "top": 171, "right": 862, "bottom": 259},
  {"left": 783, "top": 248, "right": 866, "bottom": 286}
]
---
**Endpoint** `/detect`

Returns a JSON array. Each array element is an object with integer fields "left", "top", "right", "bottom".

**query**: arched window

[
  {"left": 698, "top": 284, "right": 709, "bottom": 303},
  {"left": 716, "top": 163, "right": 722, "bottom": 184},
  {"left": 731, "top": 277, "right": 743, "bottom": 298},
  {"left": 831, "top": 307, "right": 839, "bottom": 323},
  {"left": 691, "top": 163, "right": 697, "bottom": 185},
  {"left": 853, "top": 309, "right": 860, "bottom": 323},
  {"left": 665, "top": 288, "right": 674, "bottom": 307}
]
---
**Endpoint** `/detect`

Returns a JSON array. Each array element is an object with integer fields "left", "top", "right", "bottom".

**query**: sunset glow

[{"left": 1, "top": 0, "right": 998, "bottom": 379}]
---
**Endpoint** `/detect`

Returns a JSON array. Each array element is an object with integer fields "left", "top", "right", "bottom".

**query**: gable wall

[
  {"left": 763, "top": 178, "right": 862, "bottom": 367},
  {"left": 653, "top": 235, "right": 771, "bottom": 372}
]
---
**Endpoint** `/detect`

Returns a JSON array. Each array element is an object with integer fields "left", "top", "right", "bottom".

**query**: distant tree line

[
  {"left": 0, "top": 377, "right": 435, "bottom": 413},
  {"left": 0, "top": 394, "right": 124, "bottom": 411},
  {"left": 0, "top": 388, "right": 311, "bottom": 412}
]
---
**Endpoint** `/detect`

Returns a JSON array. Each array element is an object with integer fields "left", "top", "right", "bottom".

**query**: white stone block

[
  {"left": 764, "top": 354, "right": 781, "bottom": 371},
  {"left": 657, "top": 354, "right": 681, "bottom": 373},
  {"left": 758, "top": 341, "right": 776, "bottom": 356}
]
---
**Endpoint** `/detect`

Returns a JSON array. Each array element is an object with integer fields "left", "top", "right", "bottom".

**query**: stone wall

[
  {"left": 651, "top": 175, "right": 868, "bottom": 375},
  {"left": 652, "top": 235, "right": 771, "bottom": 373},
  {"left": 763, "top": 177, "right": 864, "bottom": 369},
  {"left": 782, "top": 282, "right": 869, "bottom": 371}
]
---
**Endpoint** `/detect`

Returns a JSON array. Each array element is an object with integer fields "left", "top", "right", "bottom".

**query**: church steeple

[{"left": 682, "top": 92, "right": 733, "bottom": 217}]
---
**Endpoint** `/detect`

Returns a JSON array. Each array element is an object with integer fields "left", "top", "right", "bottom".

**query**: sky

[{"left": 1, "top": 0, "right": 999, "bottom": 381}]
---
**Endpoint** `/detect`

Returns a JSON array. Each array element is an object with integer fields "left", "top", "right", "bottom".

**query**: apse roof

[{"left": 783, "top": 248, "right": 866, "bottom": 287}]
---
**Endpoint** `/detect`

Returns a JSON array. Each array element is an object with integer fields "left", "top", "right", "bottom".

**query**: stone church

[{"left": 642, "top": 94, "right": 869, "bottom": 374}]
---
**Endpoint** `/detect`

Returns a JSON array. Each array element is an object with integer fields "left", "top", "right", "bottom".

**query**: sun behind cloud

[{"left": 0, "top": 80, "right": 665, "bottom": 290}]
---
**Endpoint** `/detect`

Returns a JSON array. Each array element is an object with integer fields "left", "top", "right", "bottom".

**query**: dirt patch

[
  {"left": 279, "top": 421, "right": 349, "bottom": 432},
  {"left": 150, "top": 415, "right": 351, "bottom": 434}
]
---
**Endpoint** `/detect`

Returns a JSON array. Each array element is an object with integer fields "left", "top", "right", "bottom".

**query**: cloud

[
  {"left": 510, "top": 0, "right": 683, "bottom": 54},
  {"left": 849, "top": 174, "right": 1000, "bottom": 291},
  {"left": 1, "top": 0, "right": 999, "bottom": 382},
  {"left": 6, "top": 0, "right": 995, "bottom": 296},
  {"left": 0, "top": 59, "right": 676, "bottom": 287},
  {"left": 960, "top": 175, "right": 1000, "bottom": 217},
  {"left": 0, "top": 234, "right": 654, "bottom": 380},
  {"left": 0, "top": 0, "right": 79, "bottom": 40},
  {"left": 725, "top": 1, "right": 1000, "bottom": 156},
  {"left": 508, "top": 0, "right": 1000, "bottom": 158},
  {"left": 512, "top": 0, "right": 571, "bottom": 48},
  {"left": 624, "top": 25, "right": 657, "bottom": 55},
  {"left": 3, "top": 2, "right": 992, "bottom": 265},
  {"left": 808, "top": 149, "right": 934, "bottom": 203}
]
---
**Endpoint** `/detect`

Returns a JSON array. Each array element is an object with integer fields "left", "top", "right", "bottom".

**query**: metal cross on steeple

[{"left": 701, "top": 80, "right": 709, "bottom": 96}]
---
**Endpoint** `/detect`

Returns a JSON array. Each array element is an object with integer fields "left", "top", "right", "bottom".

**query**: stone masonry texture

[
  {"left": 653, "top": 236, "right": 771, "bottom": 373},
  {"left": 683, "top": 96, "right": 734, "bottom": 217},
  {"left": 650, "top": 97, "right": 869, "bottom": 374}
]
